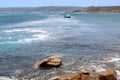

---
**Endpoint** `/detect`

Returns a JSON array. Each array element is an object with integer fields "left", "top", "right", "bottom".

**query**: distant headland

[{"left": 0, "top": 6, "right": 120, "bottom": 13}]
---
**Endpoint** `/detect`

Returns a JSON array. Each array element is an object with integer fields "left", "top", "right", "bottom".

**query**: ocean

[{"left": 0, "top": 12, "right": 120, "bottom": 79}]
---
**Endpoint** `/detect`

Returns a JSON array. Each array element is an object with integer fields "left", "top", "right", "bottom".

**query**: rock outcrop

[
  {"left": 34, "top": 57, "right": 62, "bottom": 69},
  {"left": 98, "top": 70, "right": 117, "bottom": 80},
  {"left": 74, "top": 6, "right": 120, "bottom": 13},
  {"left": 49, "top": 72, "right": 89, "bottom": 80},
  {"left": 49, "top": 70, "right": 118, "bottom": 80}
]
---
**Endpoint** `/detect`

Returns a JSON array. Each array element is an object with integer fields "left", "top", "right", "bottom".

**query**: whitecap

[
  {"left": 15, "top": 34, "right": 49, "bottom": 43},
  {"left": 1, "top": 28, "right": 47, "bottom": 33},
  {"left": 101, "top": 58, "right": 120, "bottom": 62},
  {"left": 33, "top": 34, "right": 49, "bottom": 40},
  {"left": 0, "top": 33, "right": 49, "bottom": 44}
]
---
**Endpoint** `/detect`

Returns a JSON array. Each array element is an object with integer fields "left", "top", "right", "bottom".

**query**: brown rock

[
  {"left": 50, "top": 69, "right": 118, "bottom": 80},
  {"left": 34, "top": 57, "right": 62, "bottom": 69},
  {"left": 49, "top": 72, "right": 90, "bottom": 80},
  {"left": 98, "top": 70, "right": 117, "bottom": 80},
  {"left": 89, "top": 76, "right": 99, "bottom": 80},
  {"left": 81, "top": 73, "right": 89, "bottom": 80}
]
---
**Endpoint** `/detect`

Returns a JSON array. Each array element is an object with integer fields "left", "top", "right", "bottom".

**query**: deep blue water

[{"left": 0, "top": 12, "right": 120, "bottom": 78}]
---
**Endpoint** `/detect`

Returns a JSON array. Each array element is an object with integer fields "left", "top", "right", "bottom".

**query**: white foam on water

[
  {"left": 91, "top": 65, "right": 106, "bottom": 72},
  {"left": 0, "top": 34, "right": 49, "bottom": 44},
  {"left": 1, "top": 28, "right": 47, "bottom": 33},
  {"left": 0, "top": 28, "right": 50, "bottom": 44},
  {"left": 115, "top": 70, "right": 120, "bottom": 79},
  {"left": 33, "top": 34, "right": 49, "bottom": 40},
  {"left": 0, "top": 17, "right": 96, "bottom": 44},
  {"left": 81, "top": 65, "right": 106, "bottom": 73},
  {"left": 0, "top": 76, "right": 15, "bottom": 80},
  {"left": 101, "top": 58, "right": 120, "bottom": 62}
]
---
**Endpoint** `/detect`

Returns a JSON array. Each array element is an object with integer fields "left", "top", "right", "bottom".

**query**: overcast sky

[{"left": 0, "top": 0, "right": 120, "bottom": 7}]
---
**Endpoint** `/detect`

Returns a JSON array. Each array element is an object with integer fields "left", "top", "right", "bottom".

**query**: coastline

[
  {"left": 0, "top": 6, "right": 120, "bottom": 13},
  {"left": 0, "top": 56, "right": 120, "bottom": 80}
]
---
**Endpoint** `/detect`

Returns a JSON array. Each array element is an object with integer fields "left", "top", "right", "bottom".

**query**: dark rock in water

[
  {"left": 34, "top": 57, "right": 62, "bottom": 69},
  {"left": 98, "top": 70, "right": 117, "bottom": 80}
]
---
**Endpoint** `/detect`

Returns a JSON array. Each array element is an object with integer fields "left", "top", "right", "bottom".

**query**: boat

[{"left": 64, "top": 14, "right": 71, "bottom": 18}]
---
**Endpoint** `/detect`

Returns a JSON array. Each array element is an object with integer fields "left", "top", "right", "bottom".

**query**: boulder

[
  {"left": 81, "top": 73, "right": 89, "bottom": 80},
  {"left": 49, "top": 72, "right": 90, "bottom": 80},
  {"left": 49, "top": 70, "right": 118, "bottom": 80},
  {"left": 98, "top": 70, "right": 117, "bottom": 80},
  {"left": 34, "top": 57, "right": 62, "bottom": 69}
]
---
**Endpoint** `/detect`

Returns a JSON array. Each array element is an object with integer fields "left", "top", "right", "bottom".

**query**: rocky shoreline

[
  {"left": 35, "top": 56, "right": 120, "bottom": 80},
  {"left": 1, "top": 56, "right": 120, "bottom": 80}
]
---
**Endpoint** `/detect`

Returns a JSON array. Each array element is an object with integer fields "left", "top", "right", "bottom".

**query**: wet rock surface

[
  {"left": 1, "top": 55, "right": 120, "bottom": 80},
  {"left": 48, "top": 57, "right": 120, "bottom": 80},
  {"left": 49, "top": 70, "right": 119, "bottom": 80},
  {"left": 49, "top": 72, "right": 89, "bottom": 80},
  {"left": 34, "top": 56, "right": 62, "bottom": 69}
]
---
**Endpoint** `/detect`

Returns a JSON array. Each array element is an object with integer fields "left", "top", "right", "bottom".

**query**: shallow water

[{"left": 0, "top": 12, "right": 120, "bottom": 79}]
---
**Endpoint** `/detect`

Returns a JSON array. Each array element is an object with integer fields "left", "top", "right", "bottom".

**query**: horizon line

[{"left": 0, "top": 5, "right": 120, "bottom": 8}]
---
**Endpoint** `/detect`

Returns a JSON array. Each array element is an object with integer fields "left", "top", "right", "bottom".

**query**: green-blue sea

[{"left": 0, "top": 12, "right": 120, "bottom": 79}]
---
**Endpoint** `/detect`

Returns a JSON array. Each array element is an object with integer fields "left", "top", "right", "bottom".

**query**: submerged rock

[{"left": 34, "top": 57, "right": 62, "bottom": 69}]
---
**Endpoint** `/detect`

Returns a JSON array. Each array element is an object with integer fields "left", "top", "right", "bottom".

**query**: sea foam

[
  {"left": 0, "top": 34, "right": 49, "bottom": 44},
  {"left": 1, "top": 28, "right": 47, "bottom": 33},
  {"left": 0, "top": 28, "right": 50, "bottom": 44}
]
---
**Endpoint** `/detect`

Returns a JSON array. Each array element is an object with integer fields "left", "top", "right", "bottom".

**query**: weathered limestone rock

[
  {"left": 98, "top": 70, "right": 117, "bottom": 80},
  {"left": 34, "top": 57, "right": 62, "bottom": 69},
  {"left": 81, "top": 73, "right": 89, "bottom": 80},
  {"left": 49, "top": 69, "right": 118, "bottom": 80},
  {"left": 49, "top": 72, "right": 90, "bottom": 80}
]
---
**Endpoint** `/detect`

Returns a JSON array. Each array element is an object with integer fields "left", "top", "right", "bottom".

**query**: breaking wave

[
  {"left": 0, "top": 33, "right": 49, "bottom": 44},
  {"left": 1, "top": 28, "right": 48, "bottom": 33},
  {"left": 0, "top": 28, "right": 50, "bottom": 44}
]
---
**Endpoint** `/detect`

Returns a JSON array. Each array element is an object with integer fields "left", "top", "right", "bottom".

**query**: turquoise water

[{"left": 0, "top": 12, "right": 120, "bottom": 78}]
